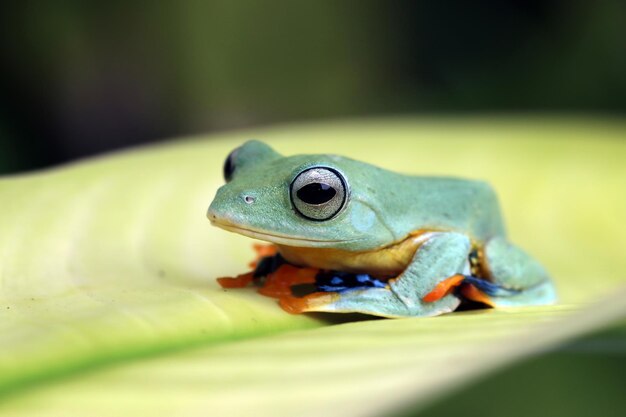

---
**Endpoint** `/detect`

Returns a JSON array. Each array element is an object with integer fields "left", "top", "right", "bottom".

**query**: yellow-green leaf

[{"left": 1, "top": 117, "right": 625, "bottom": 416}]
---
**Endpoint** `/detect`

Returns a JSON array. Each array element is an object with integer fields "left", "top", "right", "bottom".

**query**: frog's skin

[{"left": 207, "top": 140, "right": 557, "bottom": 318}]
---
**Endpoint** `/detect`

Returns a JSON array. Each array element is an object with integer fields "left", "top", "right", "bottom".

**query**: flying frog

[{"left": 207, "top": 140, "right": 557, "bottom": 318}]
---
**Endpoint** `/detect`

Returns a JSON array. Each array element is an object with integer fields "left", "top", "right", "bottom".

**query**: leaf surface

[{"left": 1, "top": 118, "right": 625, "bottom": 416}]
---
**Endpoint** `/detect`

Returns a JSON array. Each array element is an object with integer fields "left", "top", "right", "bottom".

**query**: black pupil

[
  {"left": 223, "top": 152, "right": 235, "bottom": 182},
  {"left": 297, "top": 183, "right": 337, "bottom": 205}
]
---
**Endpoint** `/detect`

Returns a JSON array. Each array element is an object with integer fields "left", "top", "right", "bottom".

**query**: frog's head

[{"left": 207, "top": 140, "right": 396, "bottom": 251}]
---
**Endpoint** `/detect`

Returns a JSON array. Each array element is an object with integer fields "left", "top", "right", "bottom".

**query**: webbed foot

[
  {"left": 278, "top": 292, "right": 340, "bottom": 314},
  {"left": 217, "top": 272, "right": 254, "bottom": 288},
  {"left": 258, "top": 264, "right": 318, "bottom": 298}
]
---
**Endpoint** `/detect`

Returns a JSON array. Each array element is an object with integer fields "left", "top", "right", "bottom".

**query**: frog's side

[{"left": 207, "top": 140, "right": 557, "bottom": 317}]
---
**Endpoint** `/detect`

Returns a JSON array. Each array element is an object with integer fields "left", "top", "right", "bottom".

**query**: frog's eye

[
  {"left": 290, "top": 167, "right": 348, "bottom": 221},
  {"left": 223, "top": 147, "right": 239, "bottom": 182}
]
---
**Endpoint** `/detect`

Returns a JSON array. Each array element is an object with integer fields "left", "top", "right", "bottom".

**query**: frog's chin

[{"left": 210, "top": 220, "right": 352, "bottom": 247}]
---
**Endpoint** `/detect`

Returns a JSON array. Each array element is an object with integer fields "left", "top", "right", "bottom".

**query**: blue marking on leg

[
  {"left": 316, "top": 271, "right": 387, "bottom": 293},
  {"left": 462, "top": 276, "right": 521, "bottom": 297}
]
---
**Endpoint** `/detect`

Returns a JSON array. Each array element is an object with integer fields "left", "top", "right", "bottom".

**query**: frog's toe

[
  {"left": 278, "top": 292, "right": 340, "bottom": 314},
  {"left": 459, "top": 283, "right": 495, "bottom": 307},
  {"left": 217, "top": 272, "right": 254, "bottom": 289},
  {"left": 487, "top": 280, "right": 558, "bottom": 307}
]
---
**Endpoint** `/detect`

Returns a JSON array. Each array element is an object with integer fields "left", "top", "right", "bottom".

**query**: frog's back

[{"left": 369, "top": 172, "right": 506, "bottom": 242}]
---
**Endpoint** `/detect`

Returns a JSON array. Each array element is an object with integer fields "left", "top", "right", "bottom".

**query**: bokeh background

[{"left": 1, "top": 0, "right": 625, "bottom": 174}]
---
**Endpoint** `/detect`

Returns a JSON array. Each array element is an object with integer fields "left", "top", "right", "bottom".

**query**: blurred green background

[{"left": 1, "top": 0, "right": 625, "bottom": 174}]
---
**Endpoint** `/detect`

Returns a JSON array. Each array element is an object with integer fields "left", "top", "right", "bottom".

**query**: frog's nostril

[{"left": 243, "top": 195, "right": 256, "bottom": 205}]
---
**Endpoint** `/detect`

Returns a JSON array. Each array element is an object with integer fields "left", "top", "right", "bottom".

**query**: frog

[{"left": 207, "top": 140, "right": 557, "bottom": 318}]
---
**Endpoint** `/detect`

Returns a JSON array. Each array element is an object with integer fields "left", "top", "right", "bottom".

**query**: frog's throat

[
  {"left": 210, "top": 220, "right": 355, "bottom": 246},
  {"left": 277, "top": 230, "right": 436, "bottom": 277}
]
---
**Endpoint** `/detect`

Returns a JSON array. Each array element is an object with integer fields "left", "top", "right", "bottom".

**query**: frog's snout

[
  {"left": 207, "top": 186, "right": 258, "bottom": 227},
  {"left": 207, "top": 206, "right": 232, "bottom": 228},
  {"left": 206, "top": 201, "right": 228, "bottom": 224},
  {"left": 206, "top": 196, "right": 223, "bottom": 223}
]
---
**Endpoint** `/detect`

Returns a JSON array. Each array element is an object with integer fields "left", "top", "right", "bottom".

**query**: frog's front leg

[{"left": 281, "top": 232, "right": 470, "bottom": 318}]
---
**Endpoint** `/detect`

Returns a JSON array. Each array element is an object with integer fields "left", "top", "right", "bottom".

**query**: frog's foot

[
  {"left": 459, "top": 282, "right": 495, "bottom": 307},
  {"left": 484, "top": 281, "right": 557, "bottom": 307},
  {"left": 258, "top": 264, "right": 318, "bottom": 299},
  {"left": 421, "top": 274, "right": 496, "bottom": 307},
  {"left": 458, "top": 276, "right": 556, "bottom": 308},
  {"left": 273, "top": 270, "right": 413, "bottom": 316},
  {"left": 277, "top": 288, "right": 405, "bottom": 316},
  {"left": 280, "top": 286, "right": 460, "bottom": 318},
  {"left": 278, "top": 292, "right": 341, "bottom": 314},
  {"left": 217, "top": 272, "right": 255, "bottom": 289},
  {"left": 481, "top": 237, "right": 557, "bottom": 306}
]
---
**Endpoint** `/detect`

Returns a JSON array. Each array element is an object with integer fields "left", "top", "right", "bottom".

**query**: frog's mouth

[{"left": 209, "top": 217, "right": 352, "bottom": 246}]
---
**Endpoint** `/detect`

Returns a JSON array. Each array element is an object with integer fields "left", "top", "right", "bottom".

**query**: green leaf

[{"left": 1, "top": 117, "right": 625, "bottom": 416}]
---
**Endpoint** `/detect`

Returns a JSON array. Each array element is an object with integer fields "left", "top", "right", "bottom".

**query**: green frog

[{"left": 207, "top": 140, "right": 556, "bottom": 317}]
